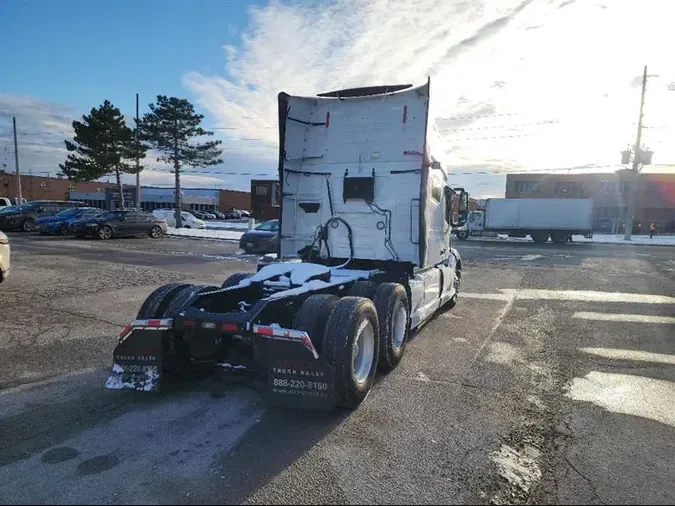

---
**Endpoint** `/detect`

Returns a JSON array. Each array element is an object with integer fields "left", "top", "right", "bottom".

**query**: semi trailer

[
  {"left": 456, "top": 198, "right": 593, "bottom": 243},
  {"left": 105, "top": 80, "right": 469, "bottom": 410}
]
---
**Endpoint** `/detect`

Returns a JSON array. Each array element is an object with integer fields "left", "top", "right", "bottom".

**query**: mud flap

[
  {"left": 105, "top": 328, "right": 166, "bottom": 392},
  {"left": 263, "top": 338, "right": 335, "bottom": 410}
]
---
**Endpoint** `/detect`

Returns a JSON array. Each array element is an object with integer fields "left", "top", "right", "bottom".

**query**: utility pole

[
  {"left": 135, "top": 93, "right": 141, "bottom": 210},
  {"left": 12, "top": 117, "right": 22, "bottom": 203},
  {"left": 624, "top": 65, "right": 648, "bottom": 241}
]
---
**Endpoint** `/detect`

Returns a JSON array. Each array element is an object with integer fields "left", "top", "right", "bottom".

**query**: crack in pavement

[{"left": 563, "top": 454, "right": 602, "bottom": 502}]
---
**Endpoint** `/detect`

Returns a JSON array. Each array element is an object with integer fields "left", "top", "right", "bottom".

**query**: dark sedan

[
  {"left": 238, "top": 219, "right": 279, "bottom": 254},
  {"left": 36, "top": 207, "right": 104, "bottom": 235},
  {"left": 0, "top": 200, "right": 85, "bottom": 232},
  {"left": 71, "top": 210, "right": 168, "bottom": 240}
]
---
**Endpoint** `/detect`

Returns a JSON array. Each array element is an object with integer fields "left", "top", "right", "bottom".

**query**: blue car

[{"left": 36, "top": 207, "right": 105, "bottom": 235}]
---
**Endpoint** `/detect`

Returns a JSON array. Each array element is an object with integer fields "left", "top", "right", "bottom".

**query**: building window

[
  {"left": 40, "top": 181, "right": 48, "bottom": 189},
  {"left": 255, "top": 185, "right": 269, "bottom": 197},
  {"left": 554, "top": 182, "right": 583, "bottom": 195},
  {"left": 601, "top": 181, "right": 630, "bottom": 195},
  {"left": 514, "top": 181, "right": 540, "bottom": 194},
  {"left": 68, "top": 184, "right": 76, "bottom": 191},
  {"left": 96, "top": 187, "right": 102, "bottom": 193}
]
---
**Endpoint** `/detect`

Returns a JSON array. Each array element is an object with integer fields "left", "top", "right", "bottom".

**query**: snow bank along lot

[
  {"left": 165, "top": 227, "right": 244, "bottom": 241},
  {"left": 168, "top": 227, "right": 675, "bottom": 247}
]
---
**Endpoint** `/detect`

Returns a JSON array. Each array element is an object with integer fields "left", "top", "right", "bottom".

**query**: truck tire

[
  {"left": 136, "top": 283, "right": 191, "bottom": 319},
  {"left": 348, "top": 280, "right": 379, "bottom": 299},
  {"left": 161, "top": 284, "right": 219, "bottom": 318},
  {"left": 222, "top": 272, "right": 253, "bottom": 288},
  {"left": 551, "top": 231, "right": 568, "bottom": 244},
  {"left": 531, "top": 231, "right": 549, "bottom": 244},
  {"left": 323, "top": 296, "right": 380, "bottom": 408},
  {"left": 372, "top": 283, "right": 409, "bottom": 372},
  {"left": 457, "top": 229, "right": 469, "bottom": 240},
  {"left": 292, "top": 294, "right": 340, "bottom": 355}
]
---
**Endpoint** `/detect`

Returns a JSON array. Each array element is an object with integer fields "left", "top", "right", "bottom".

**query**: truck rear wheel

[
  {"left": 373, "top": 283, "right": 410, "bottom": 371},
  {"left": 162, "top": 284, "right": 219, "bottom": 318},
  {"left": 292, "top": 294, "right": 339, "bottom": 355},
  {"left": 222, "top": 272, "right": 253, "bottom": 288},
  {"left": 531, "top": 231, "right": 549, "bottom": 244},
  {"left": 348, "top": 280, "right": 378, "bottom": 299},
  {"left": 136, "top": 283, "right": 191, "bottom": 319},
  {"left": 457, "top": 229, "right": 469, "bottom": 240},
  {"left": 323, "top": 296, "right": 380, "bottom": 408}
]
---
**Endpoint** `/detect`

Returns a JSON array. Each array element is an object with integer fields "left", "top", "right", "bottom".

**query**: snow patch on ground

[
  {"left": 206, "top": 221, "right": 253, "bottom": 230},
  {"left": 165, "top": 227, "right": 244, "bottom": 241},
  {"left": 490, "top": 444, "right": 542, "bottom": 494}
]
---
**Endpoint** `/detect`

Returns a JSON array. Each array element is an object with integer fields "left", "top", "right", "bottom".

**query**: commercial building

[
  {"left": 0, "top": 173, "right": 250, "bottom": 213},
  {"left": 250, "top": 179, "right": 280, "bottom": 221},
  {"left": 505, "top": 170, "right": 675, "bottom": 233}
]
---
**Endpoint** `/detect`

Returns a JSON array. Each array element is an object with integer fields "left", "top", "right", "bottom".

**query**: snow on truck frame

[{"left": 106, "top": 80, "right": 469, "bottom": 410}]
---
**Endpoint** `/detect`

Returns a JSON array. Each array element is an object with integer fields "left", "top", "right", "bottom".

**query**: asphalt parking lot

[{"left": 1, "top": 233, "right": 674, "bottom": 504}]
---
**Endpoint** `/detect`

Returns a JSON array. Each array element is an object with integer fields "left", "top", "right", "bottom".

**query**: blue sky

[
  {"left": 1, "top": 0, "right": 673, "bottom": 194},
  {"left": 1, "top": 0, "right": 266, "bottom": 119}
]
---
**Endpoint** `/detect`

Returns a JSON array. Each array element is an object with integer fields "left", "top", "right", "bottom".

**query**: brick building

[
  {"left": 0, "top": 173, "right": 251, "bottom": 213},
  {"left": 505, "top": 170, "right": 675, "bottom": 233}
]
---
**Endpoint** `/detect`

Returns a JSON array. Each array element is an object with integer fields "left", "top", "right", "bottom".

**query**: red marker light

[
  {"left": 182, "top": 319, "right": 197, "bottom": 328},
  {"left": 147, "top": 319, "right": 161, "bottom": 327},
  {"left": 256, "top": 326, "right": 274, "bottom": 336},
  {"left": 221, "top": 322, "right": 239, "bottom": 333}
]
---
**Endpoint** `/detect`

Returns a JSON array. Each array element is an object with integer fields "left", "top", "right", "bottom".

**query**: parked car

[
  {"left": 0, "top": 231, "right": 9, "bottom": 284},
  {"left": 238, "top": 219, "right": 279, "bottom": 254},
  {"left": 0, "top": 200, "right": 85, "bottom": 232},
  {"left": 212, "top": 210, "right": 226, "bottom": 219},
  {"left": 36, "top": 207, "right": 105, "bottom": 235},
  {"left": 152, "top": 209, "right": 206, "bottom": 229},
  {"left": 0, "top": 197, "right": 26, "bottom": 211},
  {"left": 71, "top": 210, "right": 167, "bottom": 240}
]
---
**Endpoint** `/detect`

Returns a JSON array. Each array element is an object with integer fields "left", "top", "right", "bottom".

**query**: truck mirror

[
  {"left": 443, "top": 186, "right": 453, "bottom": 224},
  {"left": 455, "top": 190, "right": 469, "bottom": 227}
]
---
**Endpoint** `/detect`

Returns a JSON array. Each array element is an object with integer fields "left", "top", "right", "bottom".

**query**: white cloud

[{"left": 184, "top": 0, "right": 675, "bottom": 198}]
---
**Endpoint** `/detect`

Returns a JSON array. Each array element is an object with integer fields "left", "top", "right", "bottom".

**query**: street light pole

[
  {"left": 135, "top": 93, "right": 141, "bottom": 210},
  {"left": 624, "top": 65, "right": 648, "bottom": 241},
  {"left": 12, "top": 117, "right": 22, "bottom": 203}
]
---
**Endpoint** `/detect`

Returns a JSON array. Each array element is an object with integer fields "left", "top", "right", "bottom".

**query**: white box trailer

[{"left": 460, "top": 198, "right": 593, "bottom": 243}]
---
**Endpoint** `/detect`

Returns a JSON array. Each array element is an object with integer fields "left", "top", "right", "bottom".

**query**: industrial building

[
  {"left": 505, "top": 170, "right": 675, "bottom": 233},
  {"left": 0, "top": 173, "right": 250, "bottom": 212}
]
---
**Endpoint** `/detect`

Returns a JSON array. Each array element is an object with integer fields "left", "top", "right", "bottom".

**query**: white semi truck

[
  {"left": 105, "top": 80, "right": 470, "bottom": 410},
  {"left": 456, "top": 198, "right": 593, "bottom": 243}
]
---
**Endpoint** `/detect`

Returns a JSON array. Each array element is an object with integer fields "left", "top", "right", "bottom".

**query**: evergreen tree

[
  {"left": 59, "top": 100, "right": 146, "bottom": 209},
  {"left": 139, "top": 96, "right": 222, "bottom": 228}
]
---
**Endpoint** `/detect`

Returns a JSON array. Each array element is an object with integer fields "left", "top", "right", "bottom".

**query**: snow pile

[
  {"left": 206, "top": 221, "right": 253, "bottom": 231},
  {"left": 165, "top": 227, "right": 244, "bottom": 241}
]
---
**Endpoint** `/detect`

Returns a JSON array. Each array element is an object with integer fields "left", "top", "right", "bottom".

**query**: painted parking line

[
  {"left": 581, "top": 348, "right": 675, "bottom": 365},
  {"left": 461, "top": 289, "right": 675, "bottom": 305},
  {"left": 573, "top": 312, "right": 675, "bottom": 324}
]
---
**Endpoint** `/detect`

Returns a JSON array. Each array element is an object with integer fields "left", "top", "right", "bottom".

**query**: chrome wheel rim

[
  {"left": 392, "top": 303, "right": 408, "bottom": 350},
  {"left": 100, "top": 227, "right": 111, "bottom": 239},
  {"left": 352, "top": 319, "right": 375, "bottom": 384}
]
